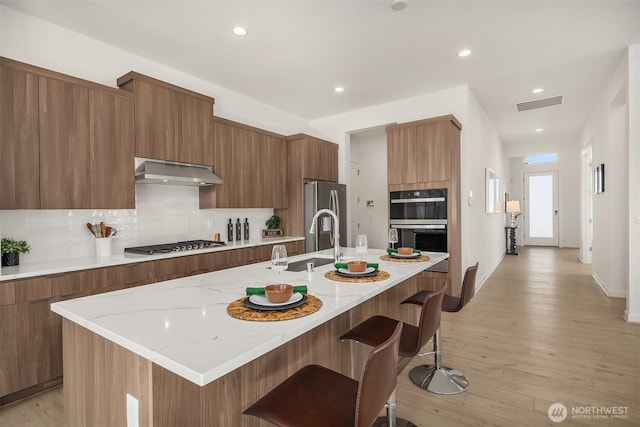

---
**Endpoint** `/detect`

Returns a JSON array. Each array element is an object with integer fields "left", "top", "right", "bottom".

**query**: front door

[{"left": 524, "top": 171, "right": 559, "bottom": 246}]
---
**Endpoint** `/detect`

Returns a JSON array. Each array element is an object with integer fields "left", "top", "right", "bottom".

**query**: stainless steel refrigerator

[{"left": 304, "top": 181, "right": 347, "bottom": 253}]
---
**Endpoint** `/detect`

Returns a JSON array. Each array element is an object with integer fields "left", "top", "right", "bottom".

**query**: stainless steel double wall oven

[{"left": 389, "top": 189, "right": 448, "bottom": 268}]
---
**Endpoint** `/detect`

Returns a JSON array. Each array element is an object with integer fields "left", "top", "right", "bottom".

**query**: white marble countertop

[
  {"left": 51, "top": 248, "right": 448, "bottom": 386},
  {"left": 0, "top": 236, "right": 304, "bottom": 281}
]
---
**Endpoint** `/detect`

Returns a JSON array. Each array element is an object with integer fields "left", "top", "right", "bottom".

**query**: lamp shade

[{"left": 506, "top": 200, "right": 521, "bottom": 213}]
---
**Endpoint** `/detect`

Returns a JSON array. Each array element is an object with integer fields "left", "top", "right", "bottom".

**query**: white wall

[
  {"left": 350, "top": 129, "right": 388, "bottom": 250},
  {"left": 309, "top": 85, "right": 508, "bottom": 289},
  {"left": 579, "top": 50, "right": 629, "bottom": 299},
  {"left": 0, "top": 6, "right": 304, "bottom": 265},
  {"left": 505, "top": 139, "right": 581, "bottom": 248},
  {"left": 626, "top": 44, "right": 640, "bottom": 322}
]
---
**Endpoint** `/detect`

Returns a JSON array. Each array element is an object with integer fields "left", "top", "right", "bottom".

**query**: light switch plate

[{"left": 127, "top": 393, "right": 139, "bottom": 427}]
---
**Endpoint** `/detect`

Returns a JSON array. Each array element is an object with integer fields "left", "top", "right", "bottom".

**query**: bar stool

[
  {"left": 402, "top": 262, "right": 479, "bottom": 395},
  {"left": 338, "top": 284, "right": 445, "bottom": 427},
  {"left": 243, "top": 321, "right": 403, "bottom": 427}
]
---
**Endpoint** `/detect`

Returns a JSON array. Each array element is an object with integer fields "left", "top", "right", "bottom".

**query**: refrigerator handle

[{"left": 329, "top": 189, "right": 336, "bottom": 245}]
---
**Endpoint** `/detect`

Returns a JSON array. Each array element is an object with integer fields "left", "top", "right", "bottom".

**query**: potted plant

[
  {"left": 262, "top": 215, "right": 283, "bottom": 238},
  {"left": 1, "top": 237, "right": 31, "bottom": 267}
]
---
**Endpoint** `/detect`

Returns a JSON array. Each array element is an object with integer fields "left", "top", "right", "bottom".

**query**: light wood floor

[{"left": 1, "top": 247, "right": 638, "bottom": 426}]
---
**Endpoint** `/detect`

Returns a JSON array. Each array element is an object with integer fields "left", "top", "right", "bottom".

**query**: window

[{"left": 524, "top": 153, "right": 557, "bottom": 164}]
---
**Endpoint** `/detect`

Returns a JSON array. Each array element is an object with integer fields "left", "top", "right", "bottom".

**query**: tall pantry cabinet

[{"left": 386, "top": 115, "right": 462, "bottom": 295}]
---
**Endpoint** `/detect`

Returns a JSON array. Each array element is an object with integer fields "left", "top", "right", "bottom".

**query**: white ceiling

[{"left": 3, "top": 0, "right": 639, "bottom": 145}]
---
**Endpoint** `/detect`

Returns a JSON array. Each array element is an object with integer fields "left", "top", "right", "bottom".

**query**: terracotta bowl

[
  {"left": 265, "top": 284, "right": 294, "bottom": 303},
  {"left": 347, "top": 260, "right": 367, "bottom": 273},
  {"left": 397, "top": 247, "right": 414, "bottom": 256}
]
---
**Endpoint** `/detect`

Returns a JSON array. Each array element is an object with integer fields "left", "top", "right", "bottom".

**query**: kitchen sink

[{"left": 287, "top": 257, "right": 334, "bottom": 272}]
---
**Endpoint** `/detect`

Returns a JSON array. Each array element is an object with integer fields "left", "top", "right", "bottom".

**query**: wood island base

[{"left": 62, "top": 275, "right": 420, "bottom": 427}]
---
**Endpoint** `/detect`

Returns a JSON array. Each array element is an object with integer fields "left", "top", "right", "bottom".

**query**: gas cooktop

[{"left": 124, "top": 240, "right": 226, "bottom": 255}]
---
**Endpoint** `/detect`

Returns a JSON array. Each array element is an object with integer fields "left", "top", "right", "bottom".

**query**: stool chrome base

[
  {"left": 409, "top": 364, "right": 469, "bottom": 395},
  {"left": 373, "top": 416, "right": 417, "bottom": 427}
]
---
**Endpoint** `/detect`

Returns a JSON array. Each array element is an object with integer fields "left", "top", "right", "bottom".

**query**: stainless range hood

[{"left": 134, "top": 157, "right": 223, "bottom": 186}]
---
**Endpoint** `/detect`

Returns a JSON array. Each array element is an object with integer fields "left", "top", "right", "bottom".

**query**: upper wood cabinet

[
  {"left": 273, "top": 134, "right": 339, "bottom": 238},
  {"left": 0, "top": 57, "right": 135, "bottom": 209},
  {"left": 386, "top": 115, "right": 461, "bottom": 186},
  {"left": 199, "top": 117, "right": 287, "bottom": 209},
  {"left": 0, "top": 61, "right": 40, "bottom": 209},
  {"left": 117, "top": 72, "right": 214, "bottom": 166}
]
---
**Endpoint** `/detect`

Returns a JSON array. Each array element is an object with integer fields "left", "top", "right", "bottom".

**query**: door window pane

[{"left": 529, "top": 175, "right": 553, "bottom": 238}]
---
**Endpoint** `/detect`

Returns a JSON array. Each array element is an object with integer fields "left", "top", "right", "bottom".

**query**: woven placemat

[
  {"left": 379, "top": 254, "right": 431, "bottom": 263},
  {"left": 324, "top": 270, "right": 390, "bottom": 283},
  {"left": 227, "top": 294, "right": 322, "bottom": 321}
]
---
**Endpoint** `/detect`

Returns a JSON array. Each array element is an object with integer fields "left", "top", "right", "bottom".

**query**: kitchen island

[{"left": 52, "top": 248, "right": 448, "bottom": 426}]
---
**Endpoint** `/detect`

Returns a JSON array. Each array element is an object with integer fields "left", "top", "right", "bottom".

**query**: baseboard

[
  {"left": 592, "top": 272, "right": 627, "bottom": 298},
  {"left": 624, "top": 310, "right": 640, "bottom": 324},
  {"left": 475, "top": 253, "right": 504, "bottom": 294}
]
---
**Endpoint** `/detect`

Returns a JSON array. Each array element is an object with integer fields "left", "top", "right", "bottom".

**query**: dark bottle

[
  {"left": 227, "top": 219, "right": 233, "bottom": 242},
  {"left": 236, "top": 218, "right": 241, "bottom": 241},
  {"left": 243, "top": 218, "right": 250, "bottom": 240}
]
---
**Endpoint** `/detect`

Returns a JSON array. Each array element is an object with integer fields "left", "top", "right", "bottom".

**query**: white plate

[
  {"left": 390, "top": 251, "right": 421, "bottom": 259},
  {"left": 337, "top": 266, "right": 376, "bottom": 276},
  {"left": 249, "top": 292, "right": 303, "bottom": 307}
]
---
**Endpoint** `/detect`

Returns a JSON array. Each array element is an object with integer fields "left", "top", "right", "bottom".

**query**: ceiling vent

[{"left": 516, "top": 95, "right": 564, "bottom": 112}]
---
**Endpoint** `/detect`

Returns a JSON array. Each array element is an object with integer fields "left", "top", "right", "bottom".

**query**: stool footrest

[
  {"left": 373, "top": 416, "right": 418, "bottom": 427},
  {"left": 409, "top": 364, "right": 469, "bottom": 395}
]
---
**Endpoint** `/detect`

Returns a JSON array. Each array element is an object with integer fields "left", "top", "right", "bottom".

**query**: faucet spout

[{"left": 309, "top": 208, "right": 341, "bottom": 262}]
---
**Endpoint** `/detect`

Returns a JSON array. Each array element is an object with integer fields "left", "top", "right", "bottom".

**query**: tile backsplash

[{"left": 0, "top": 185, "right": 274, "bottom": 264}]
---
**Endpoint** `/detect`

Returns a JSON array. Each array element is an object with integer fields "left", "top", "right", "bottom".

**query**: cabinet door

[
  {"left": 416, "top": 122, "right": 450, "bottom": 183},
  {"left": 303, "top": 138, "right": 338, "bottom": 182},
  {"left": 39, "top": 76, "right": 91, "bottom": 208},
  {"left": 387, "top": 126, "right": 417, "bottom": 185},
  {"left": 0, "top": 64, "right": 40, "bottom": 209},
  {"left": 0, "top": 298, "right": 63, "bottom": 397},
  {"left": 89, "top": 89, "right": 135, "bottom": 208},
  {"left": 265, "top": 135, "right": 288, "bottom": 208},
  {"left": 176, "top": 92, "right": 213, "bottom": 165},
  {"left": 133, "top": 79, "right": 178, "bottom": 161}
]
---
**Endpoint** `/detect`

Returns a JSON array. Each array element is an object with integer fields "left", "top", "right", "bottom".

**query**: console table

[{"left": 505, "top": 226, "right": 519, "bottom": 255}]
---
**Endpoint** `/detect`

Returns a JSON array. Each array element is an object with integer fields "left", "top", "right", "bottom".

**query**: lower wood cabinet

[{"left": 0, "top": 240, "right": 304, "bottom": 405}]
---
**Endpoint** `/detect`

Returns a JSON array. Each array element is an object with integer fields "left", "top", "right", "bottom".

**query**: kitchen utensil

[
  {"left": 99, "top": 222, "right": 107, "bottom": 238},
  {"left": 92, "top": 223, "right": 101, "bottom": 238},
  {"left": 86, "top": 223, "right": 96, "bottom": 237}
]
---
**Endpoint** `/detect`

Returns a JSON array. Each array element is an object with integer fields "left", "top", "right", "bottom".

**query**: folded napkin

[
  {"left": 246, "top": 286, "right": 307, "bottom": 296},
  {"left": 386, "top": 248, "right": 421, "bottom": 255},
  {"left": 334, "top": 262, "right": 379, "bottom": 269}
]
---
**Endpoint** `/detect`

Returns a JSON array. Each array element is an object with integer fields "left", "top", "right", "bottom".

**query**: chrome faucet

[{"left": 309, "top": 208, "right": 341, "bottom": 262}]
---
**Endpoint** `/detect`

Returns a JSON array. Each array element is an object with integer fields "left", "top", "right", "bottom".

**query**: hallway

[
  {"left": 399, "top": 246, "right": 640, "bottom": 426},
  {"left": 1, "top": 247, "right": 638, "bottom": 426}
]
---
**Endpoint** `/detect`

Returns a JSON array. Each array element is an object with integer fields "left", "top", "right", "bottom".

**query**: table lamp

[{"left": 506, "top": 200, "right": 521, "bottom": 227}]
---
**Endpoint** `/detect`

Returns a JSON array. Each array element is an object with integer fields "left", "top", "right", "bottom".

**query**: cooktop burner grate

[{"left": 124, "top": 240, "right": 225, "bottom": 255}]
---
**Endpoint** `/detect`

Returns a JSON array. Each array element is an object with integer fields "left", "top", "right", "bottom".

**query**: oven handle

[
  {"left": 391, "top": 224, "right": 446, "bottom": 230},
  {"left": 391, "top": 197, "right": 445, "bottom": 204},
  {"left": 390, "top": 219, "right": 447, "bottom": 225}
]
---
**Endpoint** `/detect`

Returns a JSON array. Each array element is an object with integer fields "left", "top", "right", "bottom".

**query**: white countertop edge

[
  {"left": 51, "top": 250, "right": 448, "bottom": 386},
  {"left": 1, "top": 236, "right": 304, "bottom": 282}
]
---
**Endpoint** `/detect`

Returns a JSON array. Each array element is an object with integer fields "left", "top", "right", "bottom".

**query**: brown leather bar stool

[
  {"left": 338, "top": 284, "right": 445, "bottom": 427},
  {"left": 402, "top": 262, "right": 479, "bottom": 395},
  {"left": 243, "top": 321, "right": 403, "bottom": 427}
]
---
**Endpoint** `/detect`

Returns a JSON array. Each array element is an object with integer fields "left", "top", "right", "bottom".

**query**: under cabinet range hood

[{"left": 134, "top": 157, "right": 223, "bottom": 186}]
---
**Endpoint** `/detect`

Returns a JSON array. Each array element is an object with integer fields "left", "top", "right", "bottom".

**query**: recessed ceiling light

[
  {"left": 536, "top": 128, "right": 544, "bottom": 132},
  {"left": 532, "top": 88, "right": 544, "bottom": 94},
  {"left": 391, "top": 0, "right": 407, "bottom": 10},
  {"left": 458, "top": 49, "right": 471, "bottom": 57},
  {"left": 334, "top": 86, "right": 344, "bottom": 93},
  {"left": 232, "top": 26, "right": 248, "bottom": 36}
]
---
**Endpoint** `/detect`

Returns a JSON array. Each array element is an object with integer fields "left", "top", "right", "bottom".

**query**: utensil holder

[{"left": 95, "top": 237, "right": 112, "bottom": 257}]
